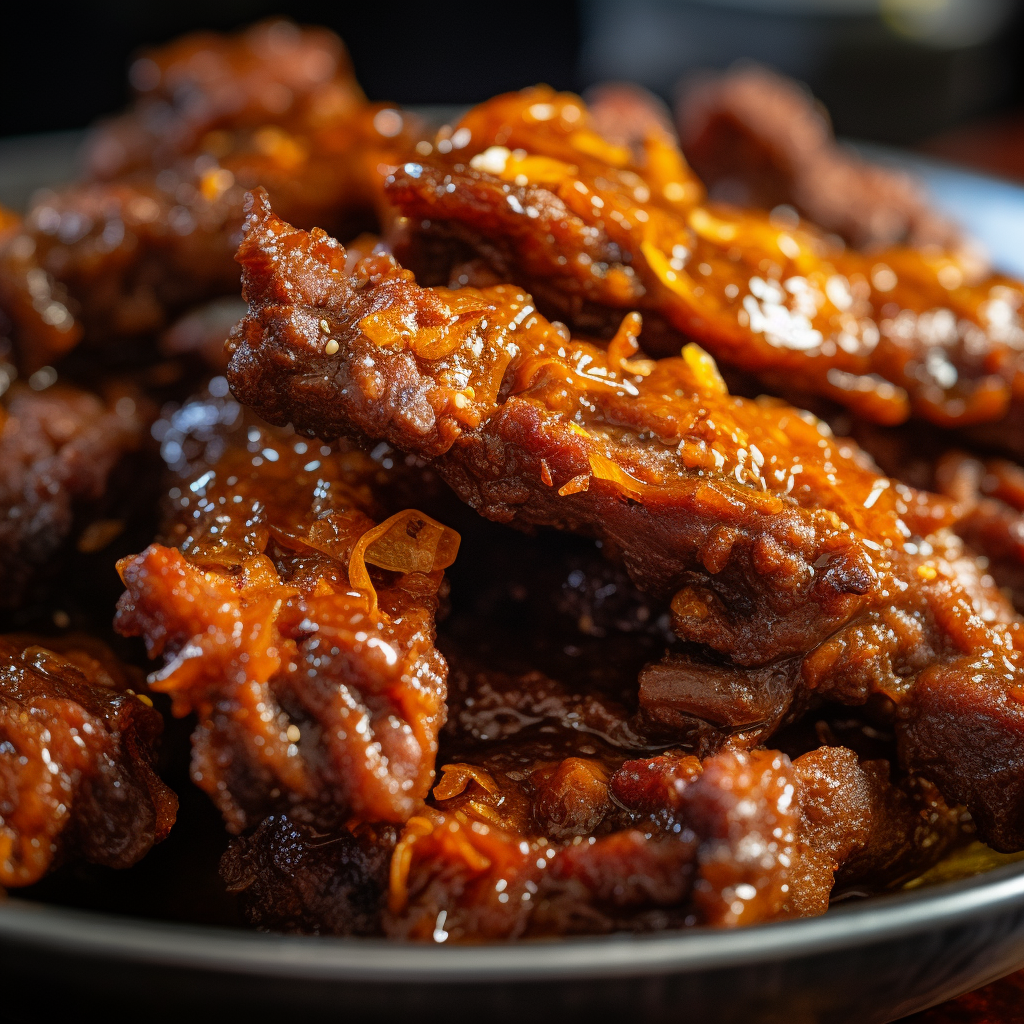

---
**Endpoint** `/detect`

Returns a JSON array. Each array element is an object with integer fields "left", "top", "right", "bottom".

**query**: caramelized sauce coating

[
  {"left": 384, "top": 87, "right": 1024, "bottom": 434},
  {"left": 0, "top": 634, "right": 176, "bottom": 887},
  {"left": 0, "top": 24, "right": 419, "bottom": 371},
  {"left": 0, "top": 383, "right": 148, "bottom": 609},
  {"left": 386, "top": 733, "right": 958, "bottom": 940},
  {"left": 215, "top": 518, "right": 961, "bottom": 938},
  {"left": 114, "top": 389, "right": 458, "bottom": 832},
  {"left": 227, "top": 190, "right": 1024, "bottom": 850}
]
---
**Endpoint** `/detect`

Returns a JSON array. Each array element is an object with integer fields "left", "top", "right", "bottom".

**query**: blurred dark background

[{"left": 3, "top": 0, "right": 1024, "bottom": 152}]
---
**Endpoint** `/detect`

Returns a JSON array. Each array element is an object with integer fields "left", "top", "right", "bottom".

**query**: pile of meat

[{"left": 2, "top": 21, "right": 1024, "bottom": 943}]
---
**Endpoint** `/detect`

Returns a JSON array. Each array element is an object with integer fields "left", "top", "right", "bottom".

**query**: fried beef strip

[
  {"left": 0, "top": 23, "right": 419, "bottom": 372},
  {"left": 675, "top": 65, "right": 966, "bottom": 254},
  {"left": 83, "top": 19, "right": 366, "bottom": 181},
  {"left": 217, "top": 512, "right": 962, "bottom": 938},
  {"left": 219, "top": 656, "right": 960, "bottom": 938},
  {"left": 383, "top": 87, "right": 1024, "bottom": 437},
  {"left": 226, "top": 190, "right": 1024, "bottom": 850},
  {"left": 114, "top": 386, "right": 458, "bottom": 832},
  {"left": 0, "top": 382, "right": 148, "bottom": 611},
  {"left": 384, "top": 678, "right": 960, "bottom": 940},
  {"left": 0, "top": 633, "right": 176, "bottom": 888}
]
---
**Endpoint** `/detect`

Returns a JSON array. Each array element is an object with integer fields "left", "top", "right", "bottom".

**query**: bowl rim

[{"left": 3, "top": 859, "right": 1024, "bottom": 984}]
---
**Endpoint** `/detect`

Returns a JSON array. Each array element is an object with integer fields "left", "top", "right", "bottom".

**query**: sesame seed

[{"left": 325, "top": 339, "right": 340, "bottom": 355}]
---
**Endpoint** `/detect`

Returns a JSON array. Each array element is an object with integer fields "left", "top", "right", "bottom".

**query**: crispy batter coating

[
  {"left": 114, "top": 388, "right": 458, "bottom": 832},
  {"left": 383, "top": 87, "right": 1024, "bottom": 435},
  {"left": 0, "top": 633, "right": 176, "bottom": 888},
  {"left": 675, "top": 65, "right": 966, "bottom": 254},
  {"left": 0, "top": 383, "right": 147, "bottom": 610},
  {"left": 0, "top": 24, "right": 419, "bottom": 372},
  {"left": 226, "top": 190, "right": 1024, "bottom": 850}
]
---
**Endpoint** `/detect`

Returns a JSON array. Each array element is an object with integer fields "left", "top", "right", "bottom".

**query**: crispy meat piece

[
  {"left": 214, "top": 526, "right": 960, "bottom": 937},
  {"left": 675, "top": 65, "right": 966, "bottom": 254},
  {"left": 0, "top": 26, "right": 419, "bottom": 372},
  {"left": 83, "top": 20, "right": 365, "bottom": 180},
  {"left": 220, "top": 815, "right": 397, "bottom": 935},
  {"left": 0, "top": 383, "right": 148, "bottom": 610},
  {"left": 0, "top": 633, "right": 176, "bottom": 888},
  {"left": 385, "top": 740, "right": 958, "bottom": 940},
  {"left": 383, "top": 87, "right": 1024, "bottom": 436},
  {"left": 226, "top": 190, "right": 1024, "bottom": 850},
  {"left": 114, "top": 388, "right": 458, "bottom": 832}
]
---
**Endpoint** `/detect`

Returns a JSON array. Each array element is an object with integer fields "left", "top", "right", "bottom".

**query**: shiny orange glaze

[
  {"left": 385, "top": 740, "right": 956, "bottom": 941},
  {"left": 0, "top": 633, "right": 176, "bottom": 887},
  {"left": 385, "top": 86, "right": 1024, "bottom": 432},
  {"left": 115, "top": 390, "right": 457, "bottom": 832},
  {"left": 227, "top": 189, "right": 1024, "bottom": 849},
  {"left": 0, "top": 23, "right": 419, "bottom": 370}
]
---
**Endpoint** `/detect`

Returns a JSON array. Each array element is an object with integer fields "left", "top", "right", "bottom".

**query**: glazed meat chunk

[
  {"left": 383, "top": 87, "right": 1024, "bottom": 438},
  {"left": 226, "top": 190, "right": 1024, "bottom": 850},
  {"left": 83, "top": 19, "right": 367, "bottom": 180},
  {"left": 219, "top": 654, "right": 960, "bottom": 938},
  {"left": 0, "top": 634, "right": 176, "bottom": 888},
  {"left": 385, "top": 689, "right": 959, "bottom": 940},
  {"left": 675, "top": 65, "right": 966, "bottom": 254},
  {"left": 115, "top": 387, "right": 458, "bottom": 832},
  {"left": 0, "top": 23, "right": 419, "bottom": 371},
  {"left": 0, "top": 382, "right": 148, "bottom": 610}
]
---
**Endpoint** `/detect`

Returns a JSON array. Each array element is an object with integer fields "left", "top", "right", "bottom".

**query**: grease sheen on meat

[
  {"left": 0, "top": 634, "right": 176, "bottom": 887},
  {"left": 114, "top": 388, "right": 458, "bottom": 832},
  {"left": 384, "top": 87, "right": 1024, "bottom": 436},
  {"left": 0, "top": 21, "right": 420, "bottom": 371},
  {"left": 226, "top": 189, "right": 1024, "bottom": 850}
]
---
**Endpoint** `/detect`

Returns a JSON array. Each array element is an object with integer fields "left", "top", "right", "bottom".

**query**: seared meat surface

[
  {"left": 226, "top": 190, "right": 1024, "bottom": 850},
  {"left": 0, "top": 633, "right": 176, "bottom": 888},
  {"left": 384, "top": 88, "right": 1024, "bottom": 440},
  {"left": 115, "top": 387, "right": 457, "bottom": 832}
]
